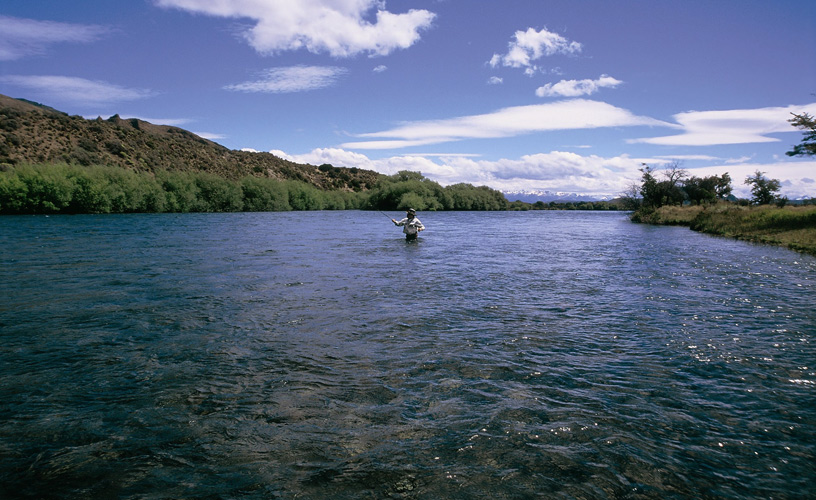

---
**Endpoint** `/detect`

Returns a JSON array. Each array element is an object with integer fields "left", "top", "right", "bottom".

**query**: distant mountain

[
  {"left": 503, "top": 189, "right": 615, "bottom": 203},
  {"left": 0, "top": 94, "right": 382, "bottom": 191}
]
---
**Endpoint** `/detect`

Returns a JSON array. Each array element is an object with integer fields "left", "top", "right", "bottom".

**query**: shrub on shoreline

[
  {"left": 0, "top": 164, "right": 511, "bottom": 215},
  {"left": 0, "top": 163, "right": 368, "bottom": 214}
]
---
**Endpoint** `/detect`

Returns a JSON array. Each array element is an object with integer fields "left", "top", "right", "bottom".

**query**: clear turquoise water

[{"left": 1, "top": 211, "right": 814, "bottom": 499}]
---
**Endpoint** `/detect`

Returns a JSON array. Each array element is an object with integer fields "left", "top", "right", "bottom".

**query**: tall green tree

[
  {"left": 683, "top": 173, "right": 732, "bottom": 205},
  {"left": 714, "top": 172, "right": 733, "bottom": 199},
  {"left": 639, "top": 162, "right": 687, "bottom": 208},
  {"left": 786, "top": 112, "right": 816, "bottom": 157},
  {"left": 744, "top": 170, "right": 781, "bottom": 205}
]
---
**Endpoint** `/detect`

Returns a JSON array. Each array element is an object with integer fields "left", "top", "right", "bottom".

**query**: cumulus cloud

[
  {"left": 536, "top": 75, "right": 622, "bottom": 98},
  {"left": 272, "top": 147, "right": 376, "bottom": 169},
  {"left": 487, "top": 76, "right": 503, "bottom": 85},
  {"left": 341, "top": 99, "right": 674, "bottom": 149},
  {"left": 155, "top": 0, "right": 436, "bottom": 57},
  {"left": 225, "top": 65, "right": 348, "bottom": 93},
  {"left": 269, "top": 147, "right": 816, "bottom": 199},
  {"left": 630, "top": 102, "right": 816, "bottom": 146},
  {"left": 271, "top": 147, "right": 648, "bottom": 195},
  {"left": 489, "top": 27, "right": 582, "bottom": 74},
  {"left": 0, "top": 15, "right": 110, "bottom": 61},
  {"left": 373, "top": 65, "right": 388, "bottom": 73},
  {"left": 0, "top": 75, "right": 155, "bottom": 106}
]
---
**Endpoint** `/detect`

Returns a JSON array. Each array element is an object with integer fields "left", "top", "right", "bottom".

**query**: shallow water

[{"left": 1, "top": 211, "right": 814, "bottom": 499}]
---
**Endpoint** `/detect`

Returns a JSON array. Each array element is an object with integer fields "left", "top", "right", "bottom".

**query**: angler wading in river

[{"left": 392, "top": 208, "right": 425, "bottom": 241}]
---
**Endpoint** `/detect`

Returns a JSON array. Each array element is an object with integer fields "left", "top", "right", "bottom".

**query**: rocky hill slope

[{"left": 0, "top": 94, "right": 381, "bottom": 191}]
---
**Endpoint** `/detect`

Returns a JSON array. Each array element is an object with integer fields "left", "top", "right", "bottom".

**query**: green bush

[
  {"left": 366, "top": 171, "right": 505, "bottom": 211},
  {"left": 195, "top": 173, "right": 244, "bottom": 212},
  {"left": 68, "top": 167, "right": 112, "bottom": 213},
  {"left": 240, "top": 176, "right": 291, "bottom": 212},
  {"left": 446, "top": 183, "right": 508, "bottom": 210},
  {"left": 157, "top": 170, "right": 200, "bottom": 213},
  {"left": 0, "top": 170, "right": 28, "bottom": 213},
  {"left": 286, "top": 180, "right": 324, "bottom": 210},
  {"left": 322, "top": 190, "right": 347, "bottom": 210},
  {"left": 14, "top": 164, "right": 75, "bottom": 213},
  {"left": 1, "top": 164, "right": 502, "bottom": 215}
]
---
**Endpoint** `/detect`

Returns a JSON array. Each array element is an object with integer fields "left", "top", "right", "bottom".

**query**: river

[{"left": 1, "top": 211, "right": 814, "bottom": 499}]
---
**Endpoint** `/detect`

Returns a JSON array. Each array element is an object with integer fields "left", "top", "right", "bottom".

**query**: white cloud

[
  {"left": 489, "top": 27, "right": 582, "bottom": 74},
  {"left": 155, "top": 0, "right": 436, "bottom": 57},
  {"left": 630, "top": 102, "right": 816, "bottom": 146},
  {"left": 373, "top": 65, "right": 388, "bottom": 73},
  {"left": 192, "top": 131, "right": 226, "bottom": 140},
  {"left": 271, "top": 147, "right": 646, "bottom": 195},
  {"left": 487, "top": 76, "right": 503, "bottom": 85},
  {"left": 725, "top": 155, "right": 754, "bottom": 164},
  {"left": 0, "top": 75, "right": 155, "bottom": 106},
  {"left": 0, "top": 15, "right": 110, "bottom": 61},
  {"left": 272, "top": 147, "right": 375, "bottom": 169},
  {"left": 272, "top": 147, "right": 816, "bottom": 199},
  {"left": 341, "top": 99, "right": 675, "bottom": 149},
  {"left": 224, "top": 65, "right": 348, "bottom": 93},
  {"left": 536, "top": 75, "right": 622, "bottom": 97}
]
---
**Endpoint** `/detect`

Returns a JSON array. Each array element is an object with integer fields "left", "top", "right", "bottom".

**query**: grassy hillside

[
  {"left": 646, "top": 204, "right": 816, "bottom": 256},
  {"left": 0, "top": 94, "right": 381, "bottom": 191}
]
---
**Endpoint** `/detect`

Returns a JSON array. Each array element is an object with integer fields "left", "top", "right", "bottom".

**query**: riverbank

[{"left": 634, "top": 204, "right": 816, "bottom": 256}]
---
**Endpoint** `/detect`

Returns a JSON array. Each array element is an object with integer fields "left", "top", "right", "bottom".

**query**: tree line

[
  {"left": 634, "top": 162, "right": 734, "bottom": 209},
  {"left": 0, "top": 164, "right": 515, "bottom": 214},
  {"left": 625, "top": 161, "right": 804, "bottom": 222},
  {"left": 6, "top": 106, "right": 814, "bottom": 216},
  {"left": 365, "top": 170, "right": 509, "bottom": 211},
  {"left": 507, "top": 200, "right": 622, "bottom": 211},
  {"left": 0, "top": 163, "right": 367, "bottom": 214}
]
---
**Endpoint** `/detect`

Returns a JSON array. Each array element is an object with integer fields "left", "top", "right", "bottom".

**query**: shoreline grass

[{"left": 639, "top": 204, "right": 816, "bottom": 256}]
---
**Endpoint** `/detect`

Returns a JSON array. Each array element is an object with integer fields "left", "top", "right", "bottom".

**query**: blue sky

[{"left": 1, "top": 0, "right": 815, "bottom": 199}]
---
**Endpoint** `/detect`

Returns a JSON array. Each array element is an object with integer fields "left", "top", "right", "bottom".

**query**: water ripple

[{"left": 1, "top": 212, "right": 815, "bottom": 499}]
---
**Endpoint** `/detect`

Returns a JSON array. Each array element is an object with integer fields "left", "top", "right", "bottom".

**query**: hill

[{"left": 0, "top": 94, "right": 381, "bottom": 191}]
